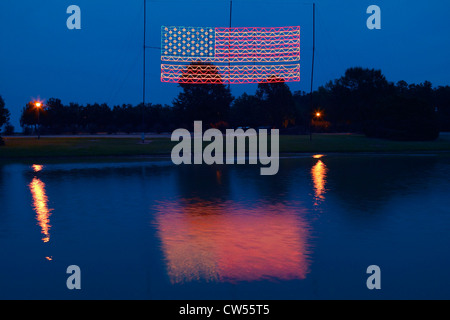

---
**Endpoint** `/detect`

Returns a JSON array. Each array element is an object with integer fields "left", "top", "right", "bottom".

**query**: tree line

[
  {"left": 0, "top": 96, "right": 12, "bottom": 145},
  {"left": 1, "top": 65, "right": 450, "bottom": 143}
]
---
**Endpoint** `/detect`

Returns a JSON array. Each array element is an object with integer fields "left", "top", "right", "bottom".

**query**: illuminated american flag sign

[{"left": 161, "top": 26, "right": 300, "bottom": 84}]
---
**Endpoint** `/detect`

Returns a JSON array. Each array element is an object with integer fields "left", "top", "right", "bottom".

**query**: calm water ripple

[{"left": 0, "top": 154, "right": 449, "bottom": 299}]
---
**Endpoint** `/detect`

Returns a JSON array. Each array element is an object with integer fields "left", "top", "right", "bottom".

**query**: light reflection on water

[
  {"left": 32, "top": 164, "right": 44, "bottom": 173},
  {"left": 29, "top": 165, "right": 53, "bottom": 244},
  {"left": 154, "top": 199, "right": 311, "bottom": 284},
  {"left": 311, "top": 158, "right": 328, "bottom": 206}
]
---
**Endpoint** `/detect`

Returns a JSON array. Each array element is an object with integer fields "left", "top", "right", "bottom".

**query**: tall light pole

[
  {"left": 35, "top": 102, "right": 42, "bottom": 140},
  {"left": 142, "top": 0, "right": 147, "bottom": 144},
  {"left": 309, "top": 3, "right": 316, "bottom": 141},
  {"left": 228, "top": 0, "right": 232, "bottom": 91}
]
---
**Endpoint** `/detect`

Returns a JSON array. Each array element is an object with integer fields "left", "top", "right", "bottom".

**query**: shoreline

[
  {"left": 1, "top": 134, "right": 450, "bottom": 163},
  {"left": 2, "top": 150, "right": 450, "bottom": 166}
]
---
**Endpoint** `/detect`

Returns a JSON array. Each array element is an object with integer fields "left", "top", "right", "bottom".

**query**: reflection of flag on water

[
  {"left": 154, "top": 199, "right": 311, "bottom": 284},
  {"left": 161, "top": 26, "right": 300, "bottom": 84}
]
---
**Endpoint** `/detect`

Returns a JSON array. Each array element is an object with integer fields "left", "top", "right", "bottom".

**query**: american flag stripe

[
  {"left": 161, "top": 64, "right": 300, "bottom": 84},
  {"left": 161, "top": 55, "right": 301, "bottom": 63}
]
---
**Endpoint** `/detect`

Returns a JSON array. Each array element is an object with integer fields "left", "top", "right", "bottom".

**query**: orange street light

[{"left": 316, "top": 112, "right": 321, "bottom": 118}]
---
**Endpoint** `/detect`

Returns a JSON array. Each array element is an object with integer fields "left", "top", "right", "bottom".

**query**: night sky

[{"left": 1, "top": 0, "right": 449, "bottom": 128}]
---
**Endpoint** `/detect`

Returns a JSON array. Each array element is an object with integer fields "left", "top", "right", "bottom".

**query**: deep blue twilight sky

[{"left": 1, "top": 0, "right": 450, "bottom": 128}]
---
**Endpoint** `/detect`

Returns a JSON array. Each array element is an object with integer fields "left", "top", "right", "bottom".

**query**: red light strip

[
  {"left": 161, "top": 64, "right": 300, "bottom": 84},
  {"left": 215, "top": 26, "right": 300, "bottom": 35},
  {"left": 161, "top": 56, "right": 300, "bottom": 63}
]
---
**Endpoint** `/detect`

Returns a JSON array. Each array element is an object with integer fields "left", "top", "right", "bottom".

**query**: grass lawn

[
  {"left": 0, "top": 137, "right": 175, "bottom": 159},
  {"left": 279, "top": 134, "right": 450, "bottom": 153},
  {"left": 1, "top": 134, "right": 450, "bottom": 160}
]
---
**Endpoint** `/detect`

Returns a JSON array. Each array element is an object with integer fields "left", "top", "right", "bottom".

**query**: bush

[
  {"left": 3, "top": 123, "right": 14, "bottom": 136},
  {"left": 364, "top": 96, "right": 440, "bottom": 141},
  {"left": 23, "top": 126, "right": 33, "bottom": 136}
]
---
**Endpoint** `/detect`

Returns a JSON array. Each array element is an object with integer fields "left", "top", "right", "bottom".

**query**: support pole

[
  {"left": 228, "top": 0, "right": 233, "bottom": 90},
  {"left": 37, "top": 108, "right": 40, "bottom": 140},
  {"left": 310, "top": 3, "right": 316, "bottom": 141},
  {"left": 142, "top": 0, "right": 146, "bottom": 144}
]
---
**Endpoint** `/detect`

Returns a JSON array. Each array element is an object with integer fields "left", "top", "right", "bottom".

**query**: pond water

[{"left": 0, "top": 154, "right": 449, "bottom": 299}]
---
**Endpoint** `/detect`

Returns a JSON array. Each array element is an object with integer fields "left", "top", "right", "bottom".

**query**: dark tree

[
  {"left": 82, "top": 103, "right": 113, "bottom": 134},
  {"left": 20, "top": 101, "right": 43, "bottom": 133},
  {"left": 365, "top": 95, "right": 439, "bottom": 141},
  {"left": 313, "top": 68, "right": 441, "bottom": 140},
  {"left": 11, "top": 65, "right": 448, "bottom": 139},
  {"left": 435, "top": 86, "right": 450, "bottom": 132},
  {"left": 3, "top": 123, "right": 15, "bottom": 136},
  {"left": 368, "top": 80, "right": 440, "bottom": 141},
  {"left": 321, "top": 67, "right": 393, "bottom": 132},
  {"left": 256, "top": 76, "right": 296, "bottom": 128},
  {"left": 230, "top": 93, "right": 264, "bottom": 128},
  {"left": 173, "top": 62, "right": 233, "bottom": 130},
  {"left": 66, "top": 102, "right": 83, "bottom": 134},
  {"left": 45, "top": 98, "right": 66, "bottom": 134},
  {"left": 0, "top": 96, "right": 11, "bottom": 145},
  {"left": 0, "top": 96, "right": 10, "bottom": 129},
  {"left": 112, "top": 104, "right": 136, "bottom": 133}
]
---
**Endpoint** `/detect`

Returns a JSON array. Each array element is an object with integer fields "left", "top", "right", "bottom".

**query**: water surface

[{"left": 0, "top": 154, "right": 449, "bottom": 299}]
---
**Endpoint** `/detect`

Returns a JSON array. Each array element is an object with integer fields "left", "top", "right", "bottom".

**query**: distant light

[
  {"left": 313, "top": 154, "right": 324, "bottom": 159},
  {"left": 316, "top": 112, "right": 321, "bottom": 117},
  {"left": 32, "top": 164, "right": 44, "bottom": 172},
  {"left": 35, "top": 102, "right": 42, "bottom": 108}
]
